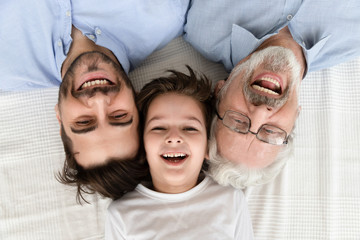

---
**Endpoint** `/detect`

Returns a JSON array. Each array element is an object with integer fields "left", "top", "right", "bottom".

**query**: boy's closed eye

[
  {"left": 183, "top": 127, "right": 198, "bottom": 132},
  {"left": 151, "top": 126, "right": 167, "bottom": 131}
]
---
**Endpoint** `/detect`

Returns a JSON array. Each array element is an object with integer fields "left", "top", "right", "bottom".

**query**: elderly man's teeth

[
  {"left": 82, "top": 79, "right": 109, "bottom": 89},
  {"left": 259, "top": 77, "right": 280, "bottom": 88},
  {"left": 252, "top": 85, "right": 280, "bottom": 95}
]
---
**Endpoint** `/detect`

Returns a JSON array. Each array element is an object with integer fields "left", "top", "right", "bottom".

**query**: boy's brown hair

[
  {"left": 137, "top": 66, "right": 214, "bottom": 173},
  {"left": 137, "top": 66, "right": 214, "bottom": 137}
]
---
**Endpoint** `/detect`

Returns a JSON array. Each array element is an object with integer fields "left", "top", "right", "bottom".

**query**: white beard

[{"left": 228, "top": 46, "right": 302, "bottom": 109}]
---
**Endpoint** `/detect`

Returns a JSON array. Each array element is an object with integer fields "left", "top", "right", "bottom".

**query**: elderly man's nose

[
  {"left": 248, "top": 104, "right": 273, "bottom": 132},
  {"left": 248, "top": 103, "right": 274, "bottom": 115},
  {"left": 266, "top": 106, "right": 273, "bottom": 111}
]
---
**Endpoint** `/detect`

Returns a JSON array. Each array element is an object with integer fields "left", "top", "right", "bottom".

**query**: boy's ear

[
  {"left": 214, "top": 80, "right": 226, "bottom": 97},
  {"left": 205, "top": 142, "right": 210, "bottom": 160},
  {"left": 205, "top": 152, "right": 209, "bottom": 161}
]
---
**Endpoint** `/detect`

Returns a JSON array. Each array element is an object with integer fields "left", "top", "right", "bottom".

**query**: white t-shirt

[{"left": 105, "top": 176, "right": 254, "bottom": 239}]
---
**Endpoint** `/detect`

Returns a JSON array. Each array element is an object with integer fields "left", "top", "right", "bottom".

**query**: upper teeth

[
  {"left": 259, "top": 77, "right": 280, "bottom": 88},
  {"left": 252, "top": 85, "right": 280, "bottom": 95},
  {"left": 81, "top": 79, "right": 110, "bottom": 89},
  {"left": 162, "top": 153, "right": 186, "bottom": 158}
]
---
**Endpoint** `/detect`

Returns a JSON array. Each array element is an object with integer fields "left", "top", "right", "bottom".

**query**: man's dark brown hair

[
  {"left": 57, "top": 124, "right": 149, "bottom": 202},
  {"left": 57, "top": 57, "right": 150, "bottom": 202}
]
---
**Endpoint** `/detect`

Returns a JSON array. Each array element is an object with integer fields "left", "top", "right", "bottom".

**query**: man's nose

[
  {"left": 86, "top": 92, "right": 112, "bottom": 107},
  {"left": 248, "top": 104, "right": 273, "bottom": 132},
  {"left": 165, "top": 129, "right": 183, "bottom": 144},
  {"left": 248, "top": 102, "right": 274, "bottom": 112}
]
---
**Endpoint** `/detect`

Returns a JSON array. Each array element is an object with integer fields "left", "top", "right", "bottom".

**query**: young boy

[{"left": 105, "top": 67, "right": 254, "bottom": 239}]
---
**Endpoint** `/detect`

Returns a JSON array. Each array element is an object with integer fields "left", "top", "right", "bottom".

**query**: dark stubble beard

[{"left": 58, "top": 51, "right": 123, "bottom": 101}]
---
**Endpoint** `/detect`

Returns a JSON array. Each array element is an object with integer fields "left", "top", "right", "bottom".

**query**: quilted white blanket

[{"left": 1, "top": 37, "right": 359, "bottom": 239}]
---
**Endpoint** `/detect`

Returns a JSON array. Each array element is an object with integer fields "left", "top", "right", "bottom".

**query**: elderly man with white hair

[{"left": 184, "top": 0, "right": 360, "bottom": 188}]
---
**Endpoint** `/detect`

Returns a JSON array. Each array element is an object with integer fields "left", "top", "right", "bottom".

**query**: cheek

[
  {"left": 143, "top": 135, "right": 152, "bottom": 152},
  {"left": 126, "top": 134, "right": 140, "bottom": 158},
  {"left": 195, "top": 138, "right": 208, "bottom": 158},
  {"left": 202, "top": 135, "right": 209, "bottom": 154},
  {"left": 215, "top": 126, "right": 249, "bottom": 164},
  {"left": 144, "top": 134, "right": 159, "bottom": 156},
  {"left": 59, "top": 100, "right": 84, "bottom": 119},
  {"left": 217, "top": 138, "right": 240, "bottom": 163},
  {"left": 215, "top": 125, "right": 234, "bottom": 154},
  {"left": 246, "top": 145, "right": 282, "bottom": 168}
]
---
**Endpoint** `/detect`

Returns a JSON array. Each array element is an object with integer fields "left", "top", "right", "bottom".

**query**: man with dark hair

[
  {"left": 184, "top": 0, "right": 360, "bottom": 188},
  {"left": 1, "top": 0, "right": 189, "bottom": 200}
]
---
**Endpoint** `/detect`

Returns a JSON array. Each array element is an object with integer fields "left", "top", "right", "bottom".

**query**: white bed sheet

[{"left": 1, "top": 37, "right": 359, "bottom": 239}]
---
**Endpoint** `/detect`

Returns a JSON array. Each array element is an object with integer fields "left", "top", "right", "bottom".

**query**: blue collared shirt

[
  {"left": 0, "top": 0, "right": 189, "bottom": 91},
  {"left": 184, "top": 0, "right": 360, "bottom": 73}
]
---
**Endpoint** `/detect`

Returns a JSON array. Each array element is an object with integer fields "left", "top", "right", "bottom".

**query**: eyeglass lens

[{"left": 222, "top": 111, "right": 286, "bottom": 145}]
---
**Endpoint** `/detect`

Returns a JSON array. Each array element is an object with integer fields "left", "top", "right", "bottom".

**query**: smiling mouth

[
  {"left": 161, "top": 153, "right": 188, "bottom": 163},
  {"left": 79, "top": 79, "right": 114, "bottom": 90},
  {"left": 251, "top": 77, "right": 282, "bottom": 96}
]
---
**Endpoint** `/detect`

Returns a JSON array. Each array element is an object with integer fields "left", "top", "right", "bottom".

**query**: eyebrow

[
  {"left": 70, "top": 118, "right": 133, "bottom": 134},
  {"left": 147, "top": 116, "right": 203, "bottom": 125},
  {"left": 71, "top": 125, "right": 97, "bottom": 134},
  {"left": 109, "top": 118, "right": 133, "bottom": 126}
]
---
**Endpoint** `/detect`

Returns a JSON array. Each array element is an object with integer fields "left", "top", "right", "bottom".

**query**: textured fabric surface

[
  {"left": 0, "top": 88, "right": 110, "bottom": 240},
  {"left": 1, "top": 37, "right": 359, "bottom": 239}
]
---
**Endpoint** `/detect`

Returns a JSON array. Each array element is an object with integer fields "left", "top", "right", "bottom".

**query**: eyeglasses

[{"left": 216, "top": 110, "right": 288, "bottom": 145}]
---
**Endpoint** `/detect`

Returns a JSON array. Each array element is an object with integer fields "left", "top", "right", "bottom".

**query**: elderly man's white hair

[{"left": 207, "top": 117, "right": 294, "bottom": 188}]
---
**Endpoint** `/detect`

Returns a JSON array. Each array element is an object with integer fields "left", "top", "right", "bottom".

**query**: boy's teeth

[{"left": 162, "top": 153, "right": 186, "bottom": 158}]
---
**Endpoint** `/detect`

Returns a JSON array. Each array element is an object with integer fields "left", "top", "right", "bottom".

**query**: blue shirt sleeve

[{"left": 184, "top": 0, "right": 360, "bottom": 73}]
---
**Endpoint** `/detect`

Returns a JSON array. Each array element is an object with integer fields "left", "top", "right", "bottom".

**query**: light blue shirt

[
  {"left": 184, "top": 0, "right": 360, "bottom": 73},
  {"left": 0, "top": 0, "right": 189, "bottom": 91}
]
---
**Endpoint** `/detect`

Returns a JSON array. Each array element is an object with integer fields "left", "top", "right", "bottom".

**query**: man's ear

[
  {"left": 214, "top": 80, "right": 226, "bottom": 97},
  {"left": 55, "top": 104, "right": 61, "bottom": 125},
  {"left": 55, "top": 104, "right": 63, "bottom": 136},
  {"left": 297, "top": 106, "right": 302, "bottom": 118}
]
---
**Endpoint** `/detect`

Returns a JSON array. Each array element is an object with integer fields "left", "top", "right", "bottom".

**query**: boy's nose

[{"left": 165, "top": 130, "right": 183, "bottom": 144}]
